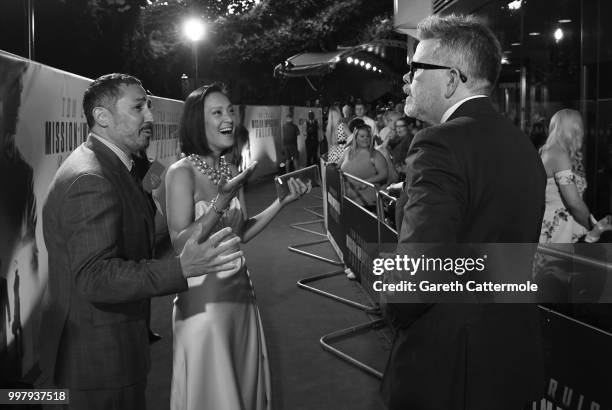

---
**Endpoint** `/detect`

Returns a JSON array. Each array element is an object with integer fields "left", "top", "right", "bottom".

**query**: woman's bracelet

[
  {"left": 210, "top": 193, "right": 228, "bottom": 216},
  {"left": 590, "top": 214, "right": 598, "bottom": 229}
]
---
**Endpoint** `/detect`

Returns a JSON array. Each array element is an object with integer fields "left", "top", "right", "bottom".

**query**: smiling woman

[{"left": 164, "top": 83, "right": 310, "bottom": 410}]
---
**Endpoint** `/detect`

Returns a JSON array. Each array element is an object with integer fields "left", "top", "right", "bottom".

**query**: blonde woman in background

[
  {"left": 325, "top": 105, "right": 340, "bottom": 151},
  {"left": 326, "top": 105, "right": 349, "bottom": 164},
  {"left": 539, "top": 109, "right": 611, "bottom": 243}
]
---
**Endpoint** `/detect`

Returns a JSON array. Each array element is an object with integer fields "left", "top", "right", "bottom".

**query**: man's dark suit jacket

[
  {"left": 40, "top": 135, "right": 187, "bottom": 390},
  {"left": 132, "top": 151, "right": 157, "bottom": 215},
  {"left": 381, "top": 97, "right": 547, "bottom": 410}
]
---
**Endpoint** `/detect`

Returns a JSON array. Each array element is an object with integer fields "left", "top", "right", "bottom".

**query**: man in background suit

[
  {"left": 41, "top": 73, "right": 245, "bottom": 409},
  {"left": 381, "top": 15, "right": 546, "bottom": 410}
]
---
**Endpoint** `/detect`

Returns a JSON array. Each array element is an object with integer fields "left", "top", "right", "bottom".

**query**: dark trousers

[{"left": 306, "top": 141, "right": 318, "bottom": 166}]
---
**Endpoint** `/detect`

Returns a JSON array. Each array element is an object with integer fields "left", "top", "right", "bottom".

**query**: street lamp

[
  {"left": 183, "top": 18, "right": 206, "bottom": 88},
  {"left": 27, "top": 0, "right": 35, "bottom": 60}
]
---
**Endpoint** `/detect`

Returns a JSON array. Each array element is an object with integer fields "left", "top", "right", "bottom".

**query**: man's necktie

[{"left": 129, "top": 161, "right": 141, "bottom": 183}]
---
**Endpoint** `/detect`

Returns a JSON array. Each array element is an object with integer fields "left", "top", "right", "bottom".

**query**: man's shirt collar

[
  {"left": 90, "top": 132, "right": 133, "bottom": 171},
  {"left": 440, "top": 95, "right": 487, "bottom": 124}
]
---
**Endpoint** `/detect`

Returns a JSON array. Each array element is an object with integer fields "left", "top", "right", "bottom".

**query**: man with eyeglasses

[{"left": 381, "top": 14, "right": 546, "bottom": 410}]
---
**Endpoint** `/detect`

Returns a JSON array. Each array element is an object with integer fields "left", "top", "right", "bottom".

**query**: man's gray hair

[{"left": 417, "top": 14, "right": 502, "bottom": 93}]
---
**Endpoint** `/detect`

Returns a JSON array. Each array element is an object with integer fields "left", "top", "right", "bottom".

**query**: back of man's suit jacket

[
  {"left": 382, "top": 97, "right": 547, "bottom": 410},
  {"left": 40, "top": 136, "right": 186, "bottom": 389},
  {"left": 399, "top": 97, "right": 545, "bottom": 244}
]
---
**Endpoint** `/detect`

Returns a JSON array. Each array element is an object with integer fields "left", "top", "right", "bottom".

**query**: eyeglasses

[{"left": 405, "top": 61, "right": 468, "bottom": 83}]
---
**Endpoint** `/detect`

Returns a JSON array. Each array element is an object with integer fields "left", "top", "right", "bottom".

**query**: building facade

[{"left": 397, "top": 0, "right": 612, "bottom": 216}]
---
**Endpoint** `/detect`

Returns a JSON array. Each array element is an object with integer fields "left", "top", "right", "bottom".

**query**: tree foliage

[
  {"left": 125, "top": 0, "right": 395, "bottom": 100},
  {"left": 121, "top": 0, "right": 261, "bottom": 96},
  {"left": 206, "top": 0, "right": 395, "bottom": 102},
  {"left": 213, "top": 0, "right": 394, "bottom": 65},
  {"left": 0, "top": 0, "right": 396, "bottom": 101}
]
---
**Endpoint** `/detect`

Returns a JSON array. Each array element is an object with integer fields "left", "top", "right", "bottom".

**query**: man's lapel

[
  {"left": 86, "top": 134, "right": 125, "bottom": 178},
  {"left": 86, "top": 135, "right": 155, "bottom": 250}
]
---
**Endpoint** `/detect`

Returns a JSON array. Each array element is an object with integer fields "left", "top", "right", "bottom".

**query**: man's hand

[
  {"left": 179, "top": 226, "right": 243, "bottom": 278},
  {"left": 144, "top": 174, "right": 162, "bottom": 193},
  {"left": 281, "top": 177, "right": 311, "bottom": 206}
]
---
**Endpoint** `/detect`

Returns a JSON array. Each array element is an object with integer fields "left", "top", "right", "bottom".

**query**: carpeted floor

[{"left": 146, "top": 180, "right": 390, "bottom": 410}]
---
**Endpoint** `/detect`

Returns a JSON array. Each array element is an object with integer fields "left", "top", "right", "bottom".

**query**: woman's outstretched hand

[
  {"left": 217, "top": 161, "right": 258, "bottom": 205},
  {"left": 281, "top": 177, "right": 312, "bottom": 206}
]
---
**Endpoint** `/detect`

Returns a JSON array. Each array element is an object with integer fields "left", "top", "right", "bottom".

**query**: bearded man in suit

[
  {"left": 381, "top": 15, "right": 546, "bottom": 410},
  {"left": 41, "top": 73, "right": 245, "bottom": 409}
]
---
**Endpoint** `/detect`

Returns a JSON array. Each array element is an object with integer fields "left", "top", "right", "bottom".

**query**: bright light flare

[
  {"left": 554, "top": 28, "right": 564, "bottom": 42},
  {"left": 508, "top": 0, "right": 521, "bottom": 10},
  {"left": 184, "top": 18, "right": 206, "bottom": 42}
]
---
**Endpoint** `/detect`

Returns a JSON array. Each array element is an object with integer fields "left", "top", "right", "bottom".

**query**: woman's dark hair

[{"left": 179, "top": 83, "right": 236, "bottom": 156}]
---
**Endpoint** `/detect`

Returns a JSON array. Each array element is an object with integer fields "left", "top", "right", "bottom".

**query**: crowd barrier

[{"left": 302, "top": 159, "right": 612, "bottom": 409}]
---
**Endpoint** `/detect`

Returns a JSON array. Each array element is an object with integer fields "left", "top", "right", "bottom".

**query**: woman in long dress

[
  {"left": 539, "top": 109, "right": 610, "bottom": 243},
  {"left": 164, "top": 84, "right": 309, "bottom": 410}
]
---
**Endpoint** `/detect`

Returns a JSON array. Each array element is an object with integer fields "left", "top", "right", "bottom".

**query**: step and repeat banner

[
  {"left": 0, "top": 49, "right": 322, "bottom": 384},
  {"left": 241, "top": 105, "right": 282, "bottom": 179},
  {"left": 233, "top": 105, "right": 323, "bottom": 178}
]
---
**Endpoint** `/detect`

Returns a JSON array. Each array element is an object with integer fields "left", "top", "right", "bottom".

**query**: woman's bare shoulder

[
  {"left": 372, "top": 149, "right": 386, "bottom": 161},
  {"left": 166, "top": 157, "right": 195, "bottom": 183},
  {"left": 544, "top": 145, "right": 571, "bottom": 169}
]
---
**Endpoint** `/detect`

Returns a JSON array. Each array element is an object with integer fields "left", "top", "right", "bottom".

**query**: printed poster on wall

[{"left": 242, "top": 105, "right": 281, "bottom": 179}]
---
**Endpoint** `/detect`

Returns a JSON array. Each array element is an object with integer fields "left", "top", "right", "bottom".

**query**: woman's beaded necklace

[{"left": 183, "top": 153, "right": 232, "bottom": 186}]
